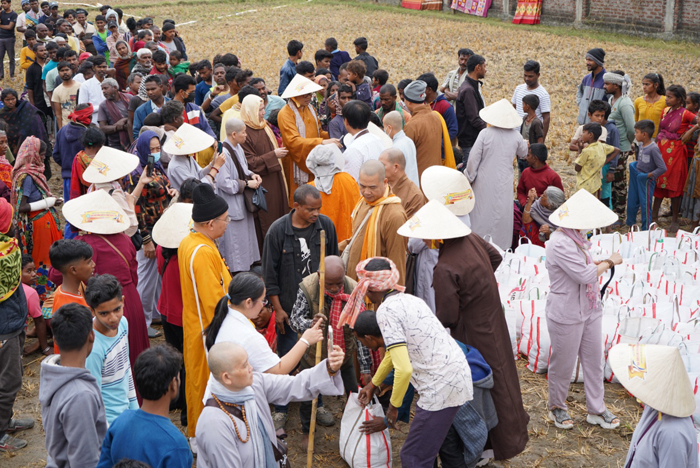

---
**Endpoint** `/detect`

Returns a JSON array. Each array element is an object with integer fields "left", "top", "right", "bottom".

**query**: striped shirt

[
  {"left": 86, "top": 317, "right": 138, "bottom": 424},
  {"left": 511, "top": 83, "right": 551, "bottom": 120}
]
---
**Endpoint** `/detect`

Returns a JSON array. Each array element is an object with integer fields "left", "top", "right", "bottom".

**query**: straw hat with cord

[
  {"left": 62, "top": 189, "right": 129, "bottom": 235},
  {"left": 421, "top": 166, "right": 475, "bottom": 217},
  {"left": 162, "top": 122, "right": 216, "bottom": 156},
  {"left": 548, "top": 189, "right": 619, "bottom": 230},
  {"left": 152, "top": 203, "right": 194, "bottom": 249},
  {"left": 280, "top": 74, "right": 323, "bottom": 99},
  {"left": 83, "top": 146, "right": 140, "bottom": 184},
  {"left": 397, "top": 200, "right": 471, "bottom": 240},
  {"left": 478, "top": 99, "right": 523, "bottom": 129}
]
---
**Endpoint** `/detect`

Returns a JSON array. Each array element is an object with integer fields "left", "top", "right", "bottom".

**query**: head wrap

[
  {"left": 192, "top": 183, "right": 228, "bottom": 223},
  {"left": 21, "top": 0, "right": 29, "bottom": 5},
  {"left": 11, "top": 136, "right": 53, "bottom": 207},
  {"left": 0, "top": 197, "right": 13, "bottom": 234},
  {"left": 115, "top": 40, "right": 131, "bottom": 60},
  {"left": 603, "top": 72, "right": 632, "bottom": 96},
  {"left": 403, "top": 80, "right": 427, "bottom": 104},
  {"left": 240, "top": 94, "right": 278, "bottom": 152},
  {"left": 135, "top": 130, "right": 159, "bottom": 167},
  {"left": 330, "top": 92, "right": 342, "bottom": 117},
  {"left": 105, "top": 8, "right": 118, "bottom": 22},
  {"left": 162, "top": 22, "right": 175, "bottom": 32},
  {"left": 68, "top": 104, "right": 93, "bottom": 126},
  {"left": 530, "top": 186, "right": 564, "bottom": 230},
  {"left": 136, "top": 48, "right": 152, "bottom": 59},
  {"left": 79, "top": 52, "right": 92, "bottom": 62},
  {"left": 314, "top": 75, "right": 328, "bottom": 86},
  {"left": 306, "top": 144, "right": 343, "bottom": 195},
  {"left": 338, "top": 257, "right": 405, "bottom": 328},
  {"left": 586, "top": 48, "right": 605, "bottom": 67},
  {"left": 0, "top": 197, "right": 21, "bottom": 303}
]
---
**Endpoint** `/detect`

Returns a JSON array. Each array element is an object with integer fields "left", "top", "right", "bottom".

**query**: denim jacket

[{"left": 261, "top": 211, "right": 339, "bottom": 313}]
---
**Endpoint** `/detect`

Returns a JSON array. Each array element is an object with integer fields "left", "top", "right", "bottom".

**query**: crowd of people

[{"left": 0, "top": 2, "right": 698, "bottom": 467}]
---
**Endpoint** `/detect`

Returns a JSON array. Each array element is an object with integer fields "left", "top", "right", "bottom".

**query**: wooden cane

[{"left": 307, "top": 229, "right": 326, "bottom": 467}]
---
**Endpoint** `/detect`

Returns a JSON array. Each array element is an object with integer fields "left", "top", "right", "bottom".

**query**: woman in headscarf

[
  {"left": 311, "top": 75, "right": 329, "bottom": 116},
  {"left": 123, "top": 130, "right": 176, "bottom": 338},
  {"left": 307, "top": 143, "right": 360, "bottom": 241},
  {"left": 544, "top": 189, "right": 622, "bottom": 431},
  {"left": 327, "top": 90, "right": 348, "bottom": 141},
  {"left": 239, "top": 94, "right": 289, "bottom": 247},
  {"left": 69, "top": 127, "right": 106, "bottom": 201},
  {"left": 520, "top": 186, "right": 565, "bottom": 247},
  {"left": 11, "top": 136, "right": 63, "bottom": 301},
  {"left": 159, "top": 22, "right": 187, "bottom": 60},
  {"left": 0, "top": 130, "right": 13, "bottom": 192},
  {"left": 113, "top": 40, "right": 136, "bottom": 91},
  {"left": 603, "top": 71, "right": 636, "bottom": 223},
  {"left": 319, "top": 81, "right": 339, "bottom": 132},
  {"left": 0, "top": 89, "right": 48, "bottom": 165}
]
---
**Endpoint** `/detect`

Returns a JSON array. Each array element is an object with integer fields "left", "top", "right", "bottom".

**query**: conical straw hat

[
  {"left": 368, "top": 122, "right": 393, "bottom": 149},
  {"left": 479, "top": 98, "right": 523, "bottom": 129},
  {"left": 82, "top": 146, "right": 140, "bottom": 184},
  {"left": 62, "top": 189, "right": 129, "bottom": 235},
  {"left": 397, "top": 199, "right": 471, "bottom": 240},
  {"left": 548, "top": 189, "right": 618, "bottom": 229},
  {"left": 152, "top": 203, "right": 193, "bottom": 249},
  {"left": 162, "top": 123, "right": 216, "bottom": 156},
  {"left": 421, "top": 166, "right": 475, "bottom": 216},
  {"left": 280, "top": 74, "right": 322, "bottom": 99},
  {"left": 608, "top": 344, "right": 695, "bottom": 417}
]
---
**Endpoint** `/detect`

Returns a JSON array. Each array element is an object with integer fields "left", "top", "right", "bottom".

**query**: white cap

[
  {"left": 82, "top": 146, "right": 140, "bottom": 184},
  {"left": 397, "top": 199, "right": 471, "bottom": 239},
  {"left": 62, "top": 189, "right": 129, "bottom": 235}
]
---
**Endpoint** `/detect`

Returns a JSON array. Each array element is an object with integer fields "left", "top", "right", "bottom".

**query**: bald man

[
  {"left": 340, "top": 160, "right": 408, "bottom": 284},
  {"left": 383, "top": 111, "right": 418, "bottom": 186},
  {"left": 196, "top": 342, "right": 345, "bottom": 467},
  {"left": 379, "top": 149, "right": 426, "bottom": 218},
  {"left": 290, "top": 255, "right": 374, "bottom": 437}
]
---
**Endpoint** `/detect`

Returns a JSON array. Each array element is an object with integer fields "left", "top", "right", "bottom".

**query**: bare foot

[{"left": 24, "top": 340, "right": 40, "bottom": 355}]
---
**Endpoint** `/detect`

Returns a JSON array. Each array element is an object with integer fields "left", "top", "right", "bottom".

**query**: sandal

[
  {"left": 548, "top": 408, "right": 574, "bottom": 429},
  {"left": 586, "top": 409, "right": 620, "bottom": 429},
  {"left": 42, "top": 347, "right": 54, "bottom": 356}
]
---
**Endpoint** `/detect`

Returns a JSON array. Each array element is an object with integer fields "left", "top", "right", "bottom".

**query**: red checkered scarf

[
  {"left": 326, "top": 285, "right": 359, "bottom": 352},
  {"left": 338, "top": 257, "right": 405, "bottom": 328}
]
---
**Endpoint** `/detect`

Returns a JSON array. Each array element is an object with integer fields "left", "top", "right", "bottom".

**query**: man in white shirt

[
  {"left": 440, "top": 48, "right": 473, "bottom": 108},
  {"left": 342, "top": 100, "right": 384, "bottom": 181},
  {"left": 77, "top": 54, "right": 107, "bottom": 123},
  {"left": 511, "top": 60, "right": 551, "bottom": 141},
  {"left": 383, "top": 110, "right": 418, "bottom": 186}
]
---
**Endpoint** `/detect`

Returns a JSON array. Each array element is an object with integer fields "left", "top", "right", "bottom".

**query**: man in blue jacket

[
  {"left": 325, "top": 37, "right": 351, "bottom": 80},
  {"left": 132, "top": 75, "right": 170, "bottom": 140},
  {"left": 576, "top": 48, "right": 608, "bottom": 125}
]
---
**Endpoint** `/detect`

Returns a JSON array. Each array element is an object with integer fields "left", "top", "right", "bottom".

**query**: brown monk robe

[
  {"left": 433, "top": 233, "right": 530, "bottom": 460},
  {"left": 239, "top": 94, "right": 290, "bottom": 249},
  {"left": 340, "top": 160, "right": 408, "bottom": 285},
  {"left": 380, "top": 148, "right": 425, "bottom": 219}
]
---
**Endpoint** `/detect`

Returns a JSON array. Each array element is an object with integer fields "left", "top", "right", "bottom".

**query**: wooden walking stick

[{"left": 307, "top": 229, "right": 326, "bottom": 467}]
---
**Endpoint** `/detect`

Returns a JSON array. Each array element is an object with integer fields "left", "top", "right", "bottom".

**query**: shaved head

[
  {"left": 225, "top": 117, "right": 246, "bottom": 136},
  {"left": 209, "top": 342, "right": 247, "bottom": 382},
  {"left": 325, "top": 256, "right": 345, "bottom": 283},
  {"left": 383, "top": 111, "right": 403, "bottom": 131},
  {"left": 380, "top": 148, "right": 406, "bottom": 170},
  {"left": 360, "top": 159, "right": 386, "bottom": 180}
]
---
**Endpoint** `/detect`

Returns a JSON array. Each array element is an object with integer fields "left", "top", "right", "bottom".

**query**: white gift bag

[
  {"left": 339, "top": 394, "right": 392, "bottom": 468},
  {"left": 514, "top": 237, "right": 547, "bottom": 260}
]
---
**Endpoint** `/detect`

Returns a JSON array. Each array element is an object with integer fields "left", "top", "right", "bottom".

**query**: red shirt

[
  {"left": 156, "top": 246, "right": 183, "bottom": 327},
  {"left": 516, "top": 164, "right": 564, "bottom": 206}
]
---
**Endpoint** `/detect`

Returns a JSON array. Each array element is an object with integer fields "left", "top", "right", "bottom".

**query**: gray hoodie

[{"left": 39, "top": 355, "right": 108, "bottom": 468}]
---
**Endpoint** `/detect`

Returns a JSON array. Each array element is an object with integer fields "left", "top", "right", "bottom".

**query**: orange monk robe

[
  {"left": 310, "top": 171, "right": 361, "bottom": 242},
  {"left": 178, "top": 231, "right": 232, "bottom": 438},
  {"left": 278, "top": 99, "right": 329, "bottom": 207}
]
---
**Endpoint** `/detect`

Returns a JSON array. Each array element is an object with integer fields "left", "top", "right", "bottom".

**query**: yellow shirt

[
  {"left": 218, "top": 104, "right": 241, "bottom": 141},
  {"left": 634, "top": 96, "right": 666, "bottom": 138},
  {"left": 575, "top": 141, "right": 614, "bottom": 194},
  {"left": 178, "top": 231, "right": 232, "bottom": 437},
  {"left": 218, "top": 94, "right": 239, "bottom": 114},
  {"left": 20, "top": 47, "right": 35, "bottom": 71}
]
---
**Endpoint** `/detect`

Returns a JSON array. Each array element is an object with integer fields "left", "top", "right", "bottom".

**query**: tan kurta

[
  {"left": 390, "top": 173, "right": 426, "bottom": 218},
  {"left": 403, "top": 104, "right": 443, "bottom": 180},
  {"left": 343, "top": 200, "right": 408, "bottom": 285},
  {"left": 278, "top": 102, "right": 329, "bottom": 207}
]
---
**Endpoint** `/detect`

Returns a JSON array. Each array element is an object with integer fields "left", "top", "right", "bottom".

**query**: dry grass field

[{"left": 3, "top": 1, "right": 700, "bottom": 467}]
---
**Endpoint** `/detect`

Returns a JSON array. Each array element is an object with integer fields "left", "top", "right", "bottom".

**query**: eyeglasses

[{"left": 214, "top": 216, "right": 230, "bottom": 224}]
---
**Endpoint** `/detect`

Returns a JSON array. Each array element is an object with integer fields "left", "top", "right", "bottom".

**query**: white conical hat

[
  {"left": 280, "top": 74, "right": 322, "bottom": 99},
  {"left": 479, "top": 98, "right": 522, "bottom": 129},
  {"left": 152, "top": 203, "right": 193, "bottom": 249},
  {"left": 62, "top": 189, "right": 129, "bottom": 235},
  {"left": 548, "top": 189, "right": 618, "bottom": 229},
  {"left": 608, "top": 344, "right": 695, "bottom": 418},
  {"left": 162, "top": 123, "right": 216, "bottom": 156},
  {"left": 397, "top": 199, "right": 471, "bottom": 239},
  {"left": 421, "top": 166, "right": 475, "bottom": 216},
  {"left": 82, "top": 146, "right": 140, "bottom": 184},
  {"left": 368, "top": 122, "right": 393, "bottom": 149}
]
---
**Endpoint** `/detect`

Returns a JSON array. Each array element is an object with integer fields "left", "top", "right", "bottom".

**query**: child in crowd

[
  {"left": 22, "top": 254, "right": 51, "bottom": 355},
  {"left": 39, "top": 303, "right": 107, "bottom": 468},
  {"left": 569, "top": 100, "right": 609, "bottom": 161},
  {"left": 96, "top": 345, "right": 192, "bottom": 468},
  {"left": 371, "top": 69, "right": 389, "bottom": 109},
  {"left": 49, "top": 239, "right": 94, "bottom": 353},
  {"left": 518, "top": 94, "right": 544, "bottom": 174},
  {"left": 337, "top": 62, "right": 349, "bottom": 85},
  {"left": 346, "top": 60, "right": 372, "bottom": 106},
  {"left": 168, "top": 50, "right": 190, "bottom": 78},
  {"left": 574, "top": 122, "right": 620, "bottom": 197},
  {"left": 152, "top": 50, "right": 173, "bottom": 86},
  {"left": 599, "top": 100, "right": 621, "bottom": 208},
  {"left": 20, "top": 30, "right": 37, "bottom": 72},
  {"left": 85, "top": 274, "right": 139, "bottom": 424},
  {"left": 627, "top": 120, "right": 666, "bottom": 230}
]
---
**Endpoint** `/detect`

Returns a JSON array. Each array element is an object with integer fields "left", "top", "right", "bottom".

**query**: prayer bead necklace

[{"left": 212, "top": 395, "right": 250, "bottom": 443}]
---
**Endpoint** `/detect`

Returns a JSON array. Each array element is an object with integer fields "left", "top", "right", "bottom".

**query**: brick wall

[
  {"left": 677, "top": 0, "right": 700, "bottom": 39},
  {"left": 584, "top": 0, "right": 665, "bottom": 33},
  {"left": 542, "top": 0, "right": 576, "bottom": 22}
]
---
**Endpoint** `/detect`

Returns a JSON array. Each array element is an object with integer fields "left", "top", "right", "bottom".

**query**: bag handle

[
  {"left": 527, "top": 287, "right": 540, "bottom": 300},
  {"left": 642, "top": 292, "right": 656, "bottom": 304},
  {"left": 629, "top": 281, "right": 645, "bottom": 299},
  {"left": 96, "top": 235, "right": 129, "bottom": 269},
  {"left": 617, "top": 305, "right": 632, "bottom": 322},
  {"left": 600, "top": 265, "right": 615, "bottom": 300},
  {"left": 222, "top": 141, "right": 252, "bottom": 182}
]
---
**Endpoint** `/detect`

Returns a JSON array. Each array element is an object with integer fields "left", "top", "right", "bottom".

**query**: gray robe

[
  {"left": 466, "top": 127, "right": 527, "bottom": 250},
  {"left": 196, "top": 362, "right": 344, "bottom": 468},
  {"left": 167, "top": 153, "right": 213, "bottom": 191},
  {"left": 216, "top": 140, "right": 260, "bottom": 272}
]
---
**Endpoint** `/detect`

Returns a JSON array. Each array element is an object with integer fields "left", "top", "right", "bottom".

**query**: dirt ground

[{"left": 3, "top": 0, "right": 699, "bottom": 465}]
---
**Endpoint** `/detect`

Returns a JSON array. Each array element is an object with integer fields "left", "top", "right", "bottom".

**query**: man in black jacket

[
  {"left": 456, "top": 54, "right": 488, "bottom": 165},
  {"left": 261, "top": 184, "right": 338, "bottom": 431}
]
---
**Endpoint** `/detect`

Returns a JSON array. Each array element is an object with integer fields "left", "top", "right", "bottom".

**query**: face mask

[
  {"left": 151, "top": 152, "right": 161, "bottom": 163},
  {"left": 384, "top": 126, "right": 392, "bottom": 136}
]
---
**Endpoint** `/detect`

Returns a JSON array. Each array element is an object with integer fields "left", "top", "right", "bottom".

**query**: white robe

[{"left": 466, "top": 127, "right": 527, "bottom": 250}]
